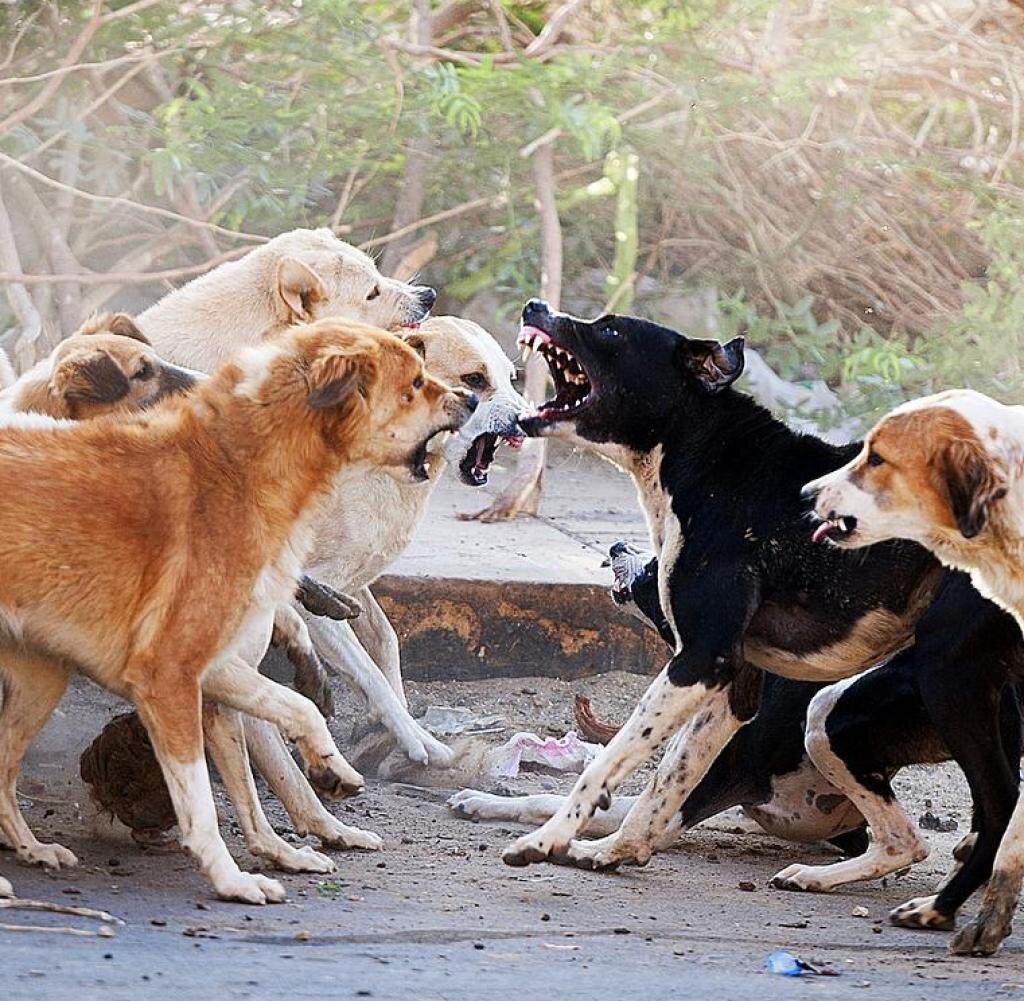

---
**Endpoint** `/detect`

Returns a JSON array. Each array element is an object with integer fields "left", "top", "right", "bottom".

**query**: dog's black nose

[
  {"left": 417, "top": 286, "right": 437, "bottom": 308},
  {"left": 609, "top": 541, "right": 630, "bottom": 558},
  {"left": 522, "top": 298, "right": 550, "bottom": 321}
]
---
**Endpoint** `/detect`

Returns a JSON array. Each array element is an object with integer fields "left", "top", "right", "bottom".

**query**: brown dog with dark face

[
  {"left": 0, "top": 313, "right": 199, "bottom": 421},
  {"left": 0, "top": 318, "right": 473, "bottom": 904}
]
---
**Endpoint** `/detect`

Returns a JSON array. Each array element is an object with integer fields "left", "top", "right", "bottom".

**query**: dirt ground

[{"left": 6, "top": 671, "right": 1024, "bottom": 1001}]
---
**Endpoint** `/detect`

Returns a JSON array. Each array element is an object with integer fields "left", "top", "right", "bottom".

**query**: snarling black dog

[{"left": 487, "top": 300, "right": 1024, "bottom": 956}]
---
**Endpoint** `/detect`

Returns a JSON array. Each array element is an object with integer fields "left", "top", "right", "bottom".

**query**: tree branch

[
  {"left": 0, "top": 1, "right": 104, "bottom": 137},
  {"left": 0, "top": 154, "right": 267, "bottom": 244},
  {"left": 0, "top": 189, "right": 43, "bottom": 371}
]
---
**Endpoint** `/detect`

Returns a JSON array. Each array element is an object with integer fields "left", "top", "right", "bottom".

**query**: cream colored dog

[{"left": 136, "top": 228, "right": 525, "bottom": 853}]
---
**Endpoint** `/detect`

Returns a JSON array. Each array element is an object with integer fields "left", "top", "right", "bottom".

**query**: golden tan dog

[
  {"left": 804, "top": 387, "right": 1024, "bottom": 955},
  {"left": 0, "top": 318, "right": 472, "bottom": 903}
]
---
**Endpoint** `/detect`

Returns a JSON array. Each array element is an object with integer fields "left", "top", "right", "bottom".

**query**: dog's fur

[
  {"left": 0, "top": 318, "right": 471, "bottom": 902},
  {"left": 0, "top": 316, "right": 376, "bottom": 876},
  {"left": 0, "top": 313, "right": 199, "bottom": 421},
  {"left": 806, "top": 389, "right": 1024, "bottom": 955},
  {"left": 486, "top": 302, "right": 1023, "bottom": 957},
  {"left": 138, "top": 230, "right": 524, "bottom": 773}
]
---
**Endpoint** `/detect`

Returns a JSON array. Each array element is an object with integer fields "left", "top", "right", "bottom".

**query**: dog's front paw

[
  {"left": 393, "top": 719, "right": 454, "bottom": 768},
  {"left": 769, "top": 863, "right": 831, "bottom": 893},
  {"left": 502, "top": 828, "right": 572, "bottom": 868},
  {"left": 18, "top": 841, "right": 78, "bottom": 870},
  {"left": 889, "top": 894, "right": 955, "bottom": 931},
  {"left": 307, "top": 755, "right": 364, "bottom": 800},
  {"left": 215, "top": 871, "right": 287, "bottom": 905}
]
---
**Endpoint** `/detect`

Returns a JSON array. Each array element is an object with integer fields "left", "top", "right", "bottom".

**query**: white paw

[
  {"left": 215, "top": 871, "right": 287, "bottom": 905},
  {"left": 393, "top": 720, "right": 454, "bottom": 768},
  {"left": 770, "top": 863, "right": 833, "bottom": 893},
  {"left": 312, "top": 817, "right": 383, "bottom": 851},
  {"left": 258, "top": 841, "right": 336, "bottom": 874},
  {"left": 0, "top": 875, "right": 12, "bottom": 898},
  {"left": 502, "top": 827, "right": 571, "bottom": 868},
  {"left": 448, "top": 789, "right": 509, "bottom": 820},
  {"left": 890, "top": 894, "right": 955, "bottom": 930},
  {"left": 19, "top": 841, "right": 78, "bottom": 870}
]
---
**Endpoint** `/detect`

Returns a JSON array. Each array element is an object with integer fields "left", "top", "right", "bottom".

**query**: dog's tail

[{"left": 573, "top": 695, "right": 620, "bottom": 745}]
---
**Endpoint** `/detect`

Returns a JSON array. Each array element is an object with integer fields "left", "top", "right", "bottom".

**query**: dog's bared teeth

[{"left": 838, "top": 517, "right": 849, "bottom": 533}]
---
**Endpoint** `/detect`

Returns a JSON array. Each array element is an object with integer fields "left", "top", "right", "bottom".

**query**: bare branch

[
  {"left": 0, "top": 154, "right": 267, "bottom": 244},
  {"left": 0, "top": 47, "right": 180, "bottom": 88},
  {"left": 0, "top": 246, "right": 251, "bottom": 287},
  {"left": 523, "top": 0, "right": 588, "bottom": 58},
  {"left": 0, "top": 1, "right": 104, "bottom": 137},
  {"left": 0, "top": 188, "right": 43, "bottom": 371}
]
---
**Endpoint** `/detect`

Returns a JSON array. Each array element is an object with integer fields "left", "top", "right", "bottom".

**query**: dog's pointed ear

[
  {"left": 307, "top": 349, "right": 375, "bottom": 411},
  {"left": 937, "top": 437, "right": 1007, "bottom": 539},
  {"left": 277, "top": 257, "right": 326, "bottom": 322},
  {"left": 51, "top": 351, "right": 131, "bottom": 407},
  {"left": 678, "top": 335, "right": 745, "bottom": 393},
  {"left": 105, "top": 313, "right": 150, "bottom": 345}
]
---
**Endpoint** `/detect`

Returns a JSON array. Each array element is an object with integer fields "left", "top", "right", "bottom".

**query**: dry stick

[
  {"left": 0, "top": 898, "right": 123, "bottom": 924},
  {"left": 459, "top": 137, "right": 561, "bottom": 524},
  {"left": 0, "top": 246, "right": 252, "bottom": 286},
  {"left": 0, "top": 154, "right": 267, "bottom": 244},
  {"left": 1, "top": 46, "right": 180, "bottom": 88},
  {"left": 0, "top": 0, "right": 104, "bottom": 136},
  {"left": 523, "top": 0, "right": 588, "bottom": 58},
  {"left": 0, "top": 923, "right": 115, "bottom": 938}
]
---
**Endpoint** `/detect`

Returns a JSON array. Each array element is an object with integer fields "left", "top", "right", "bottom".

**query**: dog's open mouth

[
  {"left": 517, "top": 324, "right": 593, "bottom": 421},
  {"left": 811, "top": 515, "right": 859, "bottom": 544},
  {"left": 458, "top": 431, "right": 524, "bottom": 487},
  {"left": 410, "top": 440, "right": 431, "bottom": 481}
]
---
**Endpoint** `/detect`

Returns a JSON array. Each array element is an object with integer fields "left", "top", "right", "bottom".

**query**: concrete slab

[{"left": 375, "top": 443, "right": 662, "bottom": 680}]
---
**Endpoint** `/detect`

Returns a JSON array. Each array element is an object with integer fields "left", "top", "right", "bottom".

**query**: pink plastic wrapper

[{"left": 491, "top": 730, "right": 597, "bottom": 778}]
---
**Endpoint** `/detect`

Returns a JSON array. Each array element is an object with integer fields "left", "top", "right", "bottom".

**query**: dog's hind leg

[
  {"left": 771, "top": 670, "right": 929, "bottom": 893},
  {"left": 349, "top": 586, "right": 405, "bottom": 705},
  {"left": 203, "top": 656, "right": 364, "bottom": 800},
  {"left": 203, "top": 703, "right": 336, "bottom": 873},
  {"left": 0, "top": 650, "right": 75, "bottom": 869},
  {"left": 449, "top": 790, "right": 658, "bottom": 839},
  {"left": 243, "top": 716, "right": 382, "bottom": 851},
  {"left": 132, "top": 669, "right": 285, "bottom": 904},
  {"left": 304, "top": 615, "right": 453, "bottom": 768}
]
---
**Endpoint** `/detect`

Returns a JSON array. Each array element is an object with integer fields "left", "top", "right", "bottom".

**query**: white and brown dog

[
  {"left": 137, "top": 228, "right": 524, "bottom": 774},
  {"left": 804, "top": 387, "right": 1024, "bottom": 955},
  {"left": 0, "top": 318, "right": 472, "bottom": 903}
]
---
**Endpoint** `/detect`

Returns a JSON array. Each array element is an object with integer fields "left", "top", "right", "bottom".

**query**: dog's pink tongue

[{"left": 811, "top": 521, "right": 833, "bottom": 544}]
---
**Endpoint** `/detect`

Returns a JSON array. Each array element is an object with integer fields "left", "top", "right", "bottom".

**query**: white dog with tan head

[{"left": 803, "top": 386, "right": 1024, "bottom": 956}]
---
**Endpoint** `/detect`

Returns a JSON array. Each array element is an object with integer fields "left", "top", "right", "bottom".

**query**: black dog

[{"left": 489, "top": 300, "right": 1023, "bottom": 956}]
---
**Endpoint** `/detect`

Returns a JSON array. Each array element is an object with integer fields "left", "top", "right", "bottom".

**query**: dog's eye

[
  {"left": 413, "top": 375, "right": 424, "bottom": 390},
  {"left": 133, "top": 362, "right": 154, "bottom": 381},
  {"left": 867, "top": 450, "right": 885, "bottom": 467},
  {"left": 462, "top": 372, "right": 488, "bottom": 392},
  {"left": 367, "top": 285, "right": 381, "bottom": 301}
]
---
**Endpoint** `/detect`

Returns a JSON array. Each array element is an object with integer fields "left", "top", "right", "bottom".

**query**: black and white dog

[{"left": 453, "top": 300, "right": 1023, "bottom": 956}]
